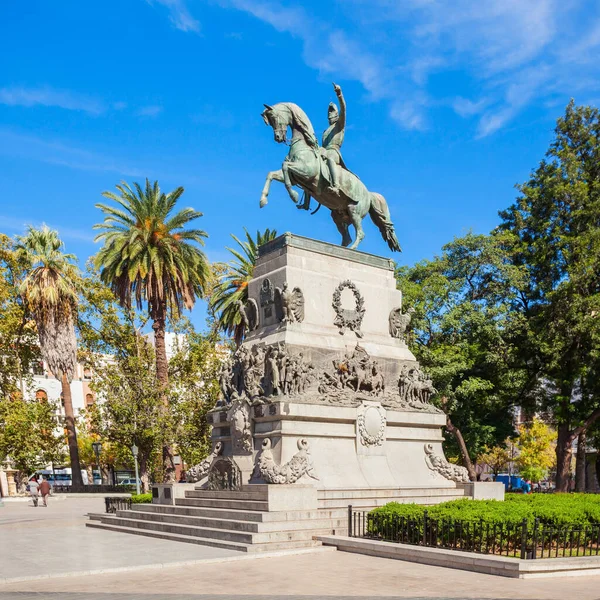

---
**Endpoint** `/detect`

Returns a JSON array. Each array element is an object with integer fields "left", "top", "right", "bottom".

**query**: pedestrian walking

[
  {"left": 28, "top": 476, "right": 40, "bottom": 507},
  {"left": 39, "top": 477, "right": 51, "bottom": 507}
]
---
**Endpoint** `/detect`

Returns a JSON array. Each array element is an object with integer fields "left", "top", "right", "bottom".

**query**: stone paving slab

[
  {"left": 2, "top": 546, "right": 600, "bottom": 599},
  {"left": 0, "top": 498, "right": 238, "bottom": 582}
]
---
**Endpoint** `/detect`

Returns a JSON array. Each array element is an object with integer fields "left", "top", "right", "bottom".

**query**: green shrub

[
  {"left": 370, "top": 494, "right": 600, "bottom": 528},
  {"left": 131, "top": 493, "right": 152, "bottom": 504}
]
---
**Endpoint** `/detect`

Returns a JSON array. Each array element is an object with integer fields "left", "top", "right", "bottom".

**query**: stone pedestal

[
  {"left": 203, "top": 234, "right": 492, "bottom": 506},
  {"left": 245, "top": 233, "right": 416, "bottom": 381},
  {"left": 152, "top": 483, "right": 197, "bottom": 505},
  {"left": 0, "top": 470, "right": 9, "bottom": 498},
  {"left": 4, "top": 469, "right": 17, "bottom": 497}
]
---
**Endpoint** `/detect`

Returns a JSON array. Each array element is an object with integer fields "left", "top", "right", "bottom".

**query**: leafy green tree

[
  {"left": 0, "top": 395, "right": 66, "bottom": 477},
  {"left": 209, "top": 228, "right": 277, "bottom": 345},
  {"left": 94, "top": 179, "right": 210, "bottom": 482},
  {"left": 499, "top": 101, "right": 600, "bottom": 492},
  {"left": 79, "top": 271, "right": 162, "bottom": 492},
  {"left": 0, "top": 234, "right": 40, "bottom": 399},
  {"left": 15, "top": 225, "right": 83, "bottom": 486},
  {"left": 515, "top": 418, "right": 557, "bottom": 483},
  {"left": 396, "top": 232, "right": 527, "bottom": 478},
  {"left": 169, "top": 329, "right": 222, "bottom": 468},
  {"left": 477, "top": 444, "right": 511, "bottom": 480}
]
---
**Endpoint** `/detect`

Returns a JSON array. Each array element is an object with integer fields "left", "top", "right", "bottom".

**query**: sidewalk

[
  {"left": 0, "top": 498, "right": 239, "bottom": 583},
  {"left": 2, "top": 546, "right": 600, "bottom": 599},
  {"left": 2, "top": 499, "right": 600, "bottom": 599}
]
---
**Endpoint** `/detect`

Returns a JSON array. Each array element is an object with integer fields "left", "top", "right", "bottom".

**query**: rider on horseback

[{"left": 322, "top": 83, "right": 347, "bottom": 196}]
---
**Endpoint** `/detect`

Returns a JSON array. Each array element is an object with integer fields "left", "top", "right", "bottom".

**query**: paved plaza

[
  {"left": 0, "top": 498, "right": 238, "bottom": 583},
  {"left": 2, "top": 498, "right": 600, "bottom": 599}
]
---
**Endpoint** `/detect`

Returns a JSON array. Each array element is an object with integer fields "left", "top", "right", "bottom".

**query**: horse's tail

[{"left": 368, "top": 192, "right": 402, "bottom": 252}]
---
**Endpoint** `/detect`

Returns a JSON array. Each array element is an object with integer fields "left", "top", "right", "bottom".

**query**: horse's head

[{"left": 261, "top": 103, "right": 290, "bottom": 143}]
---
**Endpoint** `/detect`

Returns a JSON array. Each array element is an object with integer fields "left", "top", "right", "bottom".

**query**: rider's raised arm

[{"left": 335, "top": 84, "right": 346, "bottom": 130}]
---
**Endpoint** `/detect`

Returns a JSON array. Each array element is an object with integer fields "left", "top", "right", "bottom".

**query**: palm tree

[
  {"left": 15, "top": 225, "right": 83, "bottom": 486},
  {"left": 94, "top": 179, "right": 209, "bottom": 482},
  {"left": 210, "top": 228, "right": 277, "bottom": 345}
]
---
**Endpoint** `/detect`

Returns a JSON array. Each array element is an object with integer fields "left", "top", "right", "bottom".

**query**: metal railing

[
  {"left": 105, "top": 497, "right": 132, "bottom": 513},
  {"left": 348, "top": 506, "right": 600, "bottom": 560}
]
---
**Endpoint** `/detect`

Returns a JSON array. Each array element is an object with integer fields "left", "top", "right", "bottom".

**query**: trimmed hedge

[
  {"left": 131, "top": 493, "right": 152, "bottom": 504},
  {"left": 370, "top": 494, "right": 600, "bottom": 528}
]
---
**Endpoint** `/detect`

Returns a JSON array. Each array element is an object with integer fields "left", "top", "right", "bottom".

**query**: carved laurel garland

[
  {"left": 357, "top": 406, "right": 386, "bottom": 447},
  {"left": 332, "top": 280, "right": 365, "bottom": 337}
]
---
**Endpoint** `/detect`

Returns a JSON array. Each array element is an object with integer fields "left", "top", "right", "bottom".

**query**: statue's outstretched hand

[{"left": 333, "top": 83, "right": 342, "bottom": 96}]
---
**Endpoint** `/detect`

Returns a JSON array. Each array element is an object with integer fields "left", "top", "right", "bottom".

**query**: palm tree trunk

[
  {"left": 61, "top": 373, "right": 83, "bottom": 487},
  {"left": 152, "top": 314, "right": 175, "bottom": 483}
]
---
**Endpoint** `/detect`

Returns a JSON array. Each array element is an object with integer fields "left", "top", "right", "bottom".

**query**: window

[
  {"left": 35, "top": 389, "right": 48, "bottom": 403},
  {"left": 83, "top": 367, "right": 92, "bottom": 381},
  {"left": 33, "top": 361, "right": 45, "bottom": 376},
  {"left": 85, "top": 393, "right": 94, "bottom": 407}
]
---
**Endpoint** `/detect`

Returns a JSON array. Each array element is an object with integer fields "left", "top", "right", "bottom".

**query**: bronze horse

[{"left": 260, "top": 102, "right": 401, "bottom": 252}]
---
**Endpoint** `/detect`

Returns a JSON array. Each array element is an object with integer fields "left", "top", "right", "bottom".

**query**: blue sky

[{"left": 1, "top": 1, "right": 600, "bottom": 329}]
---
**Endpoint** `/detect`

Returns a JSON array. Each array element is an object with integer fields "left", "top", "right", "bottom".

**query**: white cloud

[
  {"left": 453, "top": 97, "right": 489, "bottom": 118},
  {"left": 136, "top": 105, "right": 163, "bottom": 117},
  {"left": 0, "top": 129, "right": 145, "bottom": 177},
  {"left": 162, "top": 0, "right": 600, "bottom": 136},
  {"left": 0, "top": 215, "right": 94, "bottom": 243},
  {"left": 390, "top": 98, "right": 428, "bottom": 131},
  {"left": 149, "top": 0, "right": 200, "bottom": 33},
  {"left": 0, "top": 86, "right": 106, "bottom": 115}
]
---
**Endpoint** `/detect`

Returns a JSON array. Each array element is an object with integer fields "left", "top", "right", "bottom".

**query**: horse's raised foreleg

[
  {"left": 281, "top": 161, "right": 300, "bottom": 205},
  {"left": 260, "top": 169, "right": 284, "bottom": 208}
]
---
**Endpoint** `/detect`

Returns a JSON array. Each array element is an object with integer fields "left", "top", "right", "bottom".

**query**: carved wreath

[
  {"left": 332, "top": 280, "right": 365, "bottom": 337},
  {"left": 357, "top": 406, "right": 386, "bottom": 447}
]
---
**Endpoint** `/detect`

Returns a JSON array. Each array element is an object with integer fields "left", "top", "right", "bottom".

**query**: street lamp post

[
  {"left": 91, "top": 441, "right": 102, "bottom": 486},
  {"left": 131, "top": 444, "right": 141, "bottom": 496}
]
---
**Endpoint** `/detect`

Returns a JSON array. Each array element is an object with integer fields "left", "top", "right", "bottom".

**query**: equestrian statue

[{"left": 260, "top": 83, "right": 402, "bottom": 252}]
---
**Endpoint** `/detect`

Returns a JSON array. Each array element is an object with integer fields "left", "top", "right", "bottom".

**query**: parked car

[{"left": 118, "top": 478, "right": 141, "bottom": 487}]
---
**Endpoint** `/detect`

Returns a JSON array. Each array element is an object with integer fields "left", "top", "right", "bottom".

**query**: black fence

[
  {"left": 348, "top": 506, "right": 600, "bottom": 560},
  {"left": 105, "top": 497, "right": 132, "bottom": 513}
]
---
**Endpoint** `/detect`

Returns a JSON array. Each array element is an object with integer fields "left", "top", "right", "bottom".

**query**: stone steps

[
  {"left": 136, "top": 503, "right": 346, "bottom": 523},
  {"left": 88, "top": 485, "right": 469, "bottom": 551},
  {"left": 316, "top": 486, "right": 469, "bottom": 509},
  {"left": 176, "top": 497, "right": 270, "bottom": 511},
  {"left": 185, "top": 489, "right": 268, "bottom": 501},
  {"left": 89, "top": 513, "right": 332, "bottom": 545},
  {"left": 86, "top": 521, "right": 322, "bottom": 552},
  {"left": 125, "top": 507, "right": 346, "bottom": 533}
]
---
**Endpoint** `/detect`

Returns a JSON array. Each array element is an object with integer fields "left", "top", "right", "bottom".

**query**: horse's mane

[{"left": 277, "top": 102, "right": 318, "bottom": 149}]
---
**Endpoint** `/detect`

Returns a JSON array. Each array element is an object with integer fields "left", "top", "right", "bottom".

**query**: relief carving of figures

[
  {"left": 257, "top": 438, "right": 318, "bottom": 484},
  {"left": 424, "top": 443, "right": 469, "bottom": 483},
  {"left": 275, "top": 282, "right": 305, "bottom": 323},
  {"left": 389, "top": 306, "right": 415, "bottom": 343},
  {"left": 227, "top": 395, "right": 253, "bottom": 453},
  {"left": 208, "top": 457, "right": 242, "bottom": 490},
  {"left": 217, "top": 343, "right": 315, "bottom": 405},
  {"left": 332, "top": 280, "right": 365, "bottom": 338},
  {"left": 237, "top": 298, "right": 259, "bottom": 333},
  {"left": 398, "top": 365, "right": 437, "bottom": 408},
  {"left": 260, "top": 278, "right": 275, "bottom": 319},
  {"left": 319, "top": 345, "right": 384, "bottom": 397},
  {"left": 186, "top": 441, "right": 223, "bottom": 483}
]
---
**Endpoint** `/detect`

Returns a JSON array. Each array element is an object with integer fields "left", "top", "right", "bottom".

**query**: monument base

[{"left": 87, "top": 235, "right": 503, "bottom": 550}]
